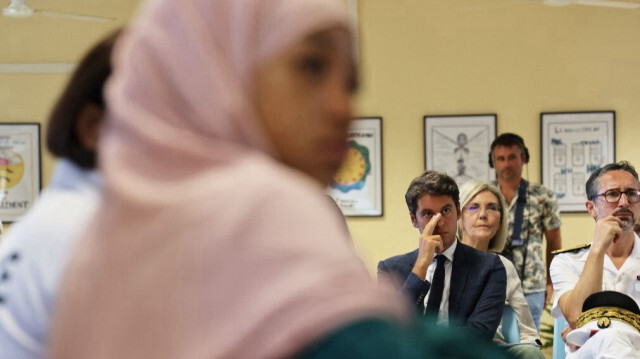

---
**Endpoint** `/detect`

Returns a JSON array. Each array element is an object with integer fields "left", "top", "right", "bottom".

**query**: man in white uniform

[{"left": 551, "top": 161, "right": 640, "bottom": 357}]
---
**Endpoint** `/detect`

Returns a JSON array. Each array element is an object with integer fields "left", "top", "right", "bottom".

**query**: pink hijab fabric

[{"left": 49, "top": 0, "right": 409, "bottom": 358}]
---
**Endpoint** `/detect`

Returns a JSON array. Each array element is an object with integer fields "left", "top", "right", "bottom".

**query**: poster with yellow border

[
  {"left": 0, "top": 123, "right": 41, "bottom": 222},
  {"left": 328, "top": 117, "right": 383, "bottom": 217}
]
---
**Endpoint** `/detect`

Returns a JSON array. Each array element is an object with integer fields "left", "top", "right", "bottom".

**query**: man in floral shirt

[{"left": 490, "top": 133, "right": 562, "bottom": 330}]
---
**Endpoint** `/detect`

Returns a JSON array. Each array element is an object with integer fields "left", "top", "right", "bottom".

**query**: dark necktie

[{"left": 425, "top": 254, "right": 446, "bottom": 314}]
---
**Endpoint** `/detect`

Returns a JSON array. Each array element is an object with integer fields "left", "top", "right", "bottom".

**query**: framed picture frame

[
  {"left": 541, "top": 111, "right": 615, "bottom": 212},
  {"left": 424, "top": 114, "right": 497, "bottom": 185},
  {"left": 328, "top": 117, "right": 383, "bottom": 217},
  {"left": 0, "top": 123, "right": 41, "bottom": 222}
]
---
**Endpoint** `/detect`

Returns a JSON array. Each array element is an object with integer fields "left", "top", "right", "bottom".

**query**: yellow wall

[
  {"left": 0, "top": 4, "right": 138, "bottom": 198},
  {"left": 3, "top": 1, "right": 640, "bottom": 276},
  {"left": 348, "top": 0, "right": 640, "bottom": 274}
]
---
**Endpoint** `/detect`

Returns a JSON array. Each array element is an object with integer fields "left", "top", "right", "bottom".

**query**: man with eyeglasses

[
  {"left": 550, "top": 161, "right": 640, "bottom": 357},
  {"left": 377, "top": 170, "right": 506, "bottom": 340}
]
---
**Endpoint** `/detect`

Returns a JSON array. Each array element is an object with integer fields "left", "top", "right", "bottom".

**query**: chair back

[
  {"left": 552, "top": 316, "right": 568, "bottom": 359},
  {"left": 502, "top": 305, "right": 520, "bottom": 344}
]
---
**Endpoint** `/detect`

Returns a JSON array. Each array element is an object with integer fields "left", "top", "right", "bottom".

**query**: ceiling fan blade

[
  {"left": 36, "top": 10, "right": 115, "bottom": 22},
  {"left": 573, "top": 0, "right": 640, "bottom": 8}
]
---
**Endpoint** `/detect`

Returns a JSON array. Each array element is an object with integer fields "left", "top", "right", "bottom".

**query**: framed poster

[
  {"left": 0, "top": 123, "right": 41, "bottom": 222},
  {"left": 424, "top": 114, "right": 497, "bottom": 186},
  {"left": 328, "top": 117, "right": 383, "bottom": 217},
  {"left": 541, "top": 111, "right": 615, "bottom": 212}
]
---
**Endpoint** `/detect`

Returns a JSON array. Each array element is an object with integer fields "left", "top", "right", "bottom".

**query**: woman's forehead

[{"left": 470, "top": 190, "right": 498, "bottom": 202}]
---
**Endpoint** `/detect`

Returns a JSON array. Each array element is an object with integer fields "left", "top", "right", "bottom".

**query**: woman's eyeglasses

[{"left": 464, "top": 203, "right": 501, "bottom": 215}]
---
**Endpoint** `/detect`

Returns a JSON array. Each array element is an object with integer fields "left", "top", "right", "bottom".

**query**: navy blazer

[{"left": 377, "top": 241, "right": 506, "bottom": 340}]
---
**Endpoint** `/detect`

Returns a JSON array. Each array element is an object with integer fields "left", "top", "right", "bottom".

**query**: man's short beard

[{"left": 613, "top": 208, "right": 635, "bottom": 232}]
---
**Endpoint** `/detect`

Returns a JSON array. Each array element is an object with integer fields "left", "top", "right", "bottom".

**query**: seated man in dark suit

[{"left": 378, "top": 170, "right": 506, "bottom": 340}]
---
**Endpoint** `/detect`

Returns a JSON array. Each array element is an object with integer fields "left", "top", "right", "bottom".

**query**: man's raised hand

[{"left": 412, "top": 213, "right": 443, "bottom": 280}]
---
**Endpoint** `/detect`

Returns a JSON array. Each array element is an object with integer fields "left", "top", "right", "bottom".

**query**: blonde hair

[{"left": 457, "top": 180, "right": 509, "bottom": 253}]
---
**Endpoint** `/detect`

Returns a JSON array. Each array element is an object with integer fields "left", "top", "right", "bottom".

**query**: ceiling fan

[
  {"left": 542, "top": 0, "right": 640, "bottom": 8},
  {"left": 2, "top": 0, "right": 115, "bottom": 22}
]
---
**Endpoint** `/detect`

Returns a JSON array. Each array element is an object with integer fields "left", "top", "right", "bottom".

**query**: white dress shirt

[
  {"left": 423, "top": 239, "right": 457, "bottom": 324},
  {"left": 551, "top": 234, "right": 640, "bottom": 319}
]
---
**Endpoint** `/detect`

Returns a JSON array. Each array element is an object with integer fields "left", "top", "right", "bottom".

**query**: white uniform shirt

[
  {"left": 550, "top": 234, "right": 640, "bottom": 319},
  {"left": 0, "top": 159, "right": 102, "bottom": 358},
  {"left": 550, "top": 234, "right": 640, "bottom": 358},
  {"left": 423, "top": 239, "right": 457, "bottom": 324}
]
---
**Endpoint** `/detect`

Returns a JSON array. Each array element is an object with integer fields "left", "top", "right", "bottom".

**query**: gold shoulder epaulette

[{"left": 552, "top": 243, "right": 591, "bottom": 255}]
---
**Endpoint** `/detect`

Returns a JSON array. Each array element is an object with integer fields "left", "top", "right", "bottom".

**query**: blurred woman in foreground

[{"left": 49, "top": 1, "right": 511, "bottom": 358}]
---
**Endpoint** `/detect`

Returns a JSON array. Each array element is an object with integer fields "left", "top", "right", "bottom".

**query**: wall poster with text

[
  {"left": 0, "top": 123, "right": 41, "bottom": 222},
  {"left": 541, "top": 111, "right": 615, "bottom": 212},
  {"left": 328, "top": 117, "right": 383, "bottom": 217}
]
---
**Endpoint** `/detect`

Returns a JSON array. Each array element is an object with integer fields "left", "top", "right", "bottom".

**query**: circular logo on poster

[
  {"left": 0, "top": 152, "right": 25, "bottom": 189},
  {"left": 331, "top": 141, "right": 371, "bottom": 193}
]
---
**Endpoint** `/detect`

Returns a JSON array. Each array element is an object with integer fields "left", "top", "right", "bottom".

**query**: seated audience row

[
  {"left": 378, "top": 172, "right": 544, "bottom": 358},
  {"left": 380, "top": 162, "right": 640, "bottom": 358}
]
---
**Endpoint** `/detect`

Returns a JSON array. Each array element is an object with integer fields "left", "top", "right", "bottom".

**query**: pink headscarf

[{"left": 49, "top": 0, "right": 409, "bottom": 358}]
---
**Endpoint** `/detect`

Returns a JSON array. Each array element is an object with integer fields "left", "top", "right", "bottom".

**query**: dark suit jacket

[{"left": 377, "top": 241, "right": 506, "bottom": 340}]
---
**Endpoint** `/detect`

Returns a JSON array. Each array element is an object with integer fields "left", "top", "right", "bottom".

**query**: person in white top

[
  {"left": 551, "top": 161, "right": 640, "bottom": 358},
  {"left": 458, "top": 180, "right": 543, "bottom": 359},
  {"left": 0, "top": 30, "right": 119, "bottom": 358}
]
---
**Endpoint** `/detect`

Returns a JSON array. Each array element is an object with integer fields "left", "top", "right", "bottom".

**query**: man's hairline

[{"left": 592, "top": 169, "right": 640, "bottom": 200}]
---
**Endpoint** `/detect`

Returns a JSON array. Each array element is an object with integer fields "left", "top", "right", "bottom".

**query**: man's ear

[
  {"left": 410, "top": 212, "right": 418, "bottom": 228},
  {"left": 76, "top": 103, "right": 103, "bottom": 152},
  {"left": 586, "top": 200, "right": 597, "bottom": 221},
  {"left": 456, "top": 205, "right": 461, "bottom": 220}
]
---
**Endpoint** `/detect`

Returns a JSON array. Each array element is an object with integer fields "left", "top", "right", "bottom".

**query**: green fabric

[
  {"left": 294, "top": 316, "right": 515, "bottom": 359},
  {"left": 505, "top": 344, "right": 545, "bottom": 359}
]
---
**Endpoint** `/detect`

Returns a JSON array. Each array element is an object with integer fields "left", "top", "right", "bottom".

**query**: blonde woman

[{"left": 459, "top": 180, "right": 543, "bottom": 358}]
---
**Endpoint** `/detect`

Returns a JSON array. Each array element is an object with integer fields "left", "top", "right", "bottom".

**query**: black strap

[
  {"left": 511, "top": 179, "right": 528, "bottom": 242},
  {"left": 494, "top": 179, "right": 529, "bottom": 281},
  {"left": 512, "top": 179, "right": 529, "bottom": 280},
  {"left": 425, "top": 255, "right": 446, "bottom": 314}
]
